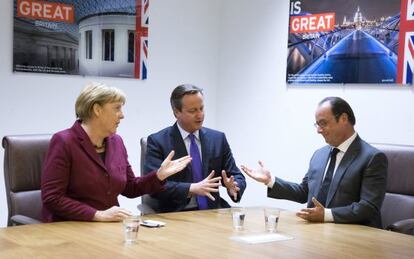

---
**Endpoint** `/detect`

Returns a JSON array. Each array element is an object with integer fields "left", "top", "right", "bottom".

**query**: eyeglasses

[
  {"left": 314, "top": 114, "right": 341, "bottom": 128},
  {"left": 314, "top": 120, "right": 329, "bottom": 128}
]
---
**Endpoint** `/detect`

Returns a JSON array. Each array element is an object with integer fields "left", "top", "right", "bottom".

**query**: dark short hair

[
  {"left": 170, "top": 84, "right": 203, "bottom": 112},
  {"left": 319, "top": 97, "right": 356, "bottom": 125}
]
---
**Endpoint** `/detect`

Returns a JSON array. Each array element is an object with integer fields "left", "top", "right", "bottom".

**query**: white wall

[
  {"left": 0, "top": 0, "right": 220, "bottom": 227},
  {"left": 1, "top": 0, "right": 413, "bottom": 227},
  {"left": 217, "top": 0, "right": 414, "bottom": 211}
]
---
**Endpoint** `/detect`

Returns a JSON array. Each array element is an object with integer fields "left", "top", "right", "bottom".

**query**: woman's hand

[
  {"left": 156, "top": 150, "right": 192, "bottom": 181},
  {"left": 93, "top": 206, "right": 132, "bottom": 222}
]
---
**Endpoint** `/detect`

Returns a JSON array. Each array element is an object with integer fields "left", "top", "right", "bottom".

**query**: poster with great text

[
  {"left": 13, "top": 0, "right": 149, "bottom": 79},
  {"left": 287, "top": 0, "right": 414, "bottom": 84}
]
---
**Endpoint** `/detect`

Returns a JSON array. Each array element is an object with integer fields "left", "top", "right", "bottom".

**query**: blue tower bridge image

[{"left": 287, "top": 7, "right": 400, "bottom": 84}]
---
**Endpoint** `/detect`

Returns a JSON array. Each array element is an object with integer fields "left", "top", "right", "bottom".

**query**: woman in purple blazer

[{"left": 41, "top": 82, "right": 191, "bottom": 222}]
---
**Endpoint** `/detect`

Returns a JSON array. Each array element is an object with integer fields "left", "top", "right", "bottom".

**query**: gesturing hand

[
  {"left": 157, "top": 150, "right": 192, "bottom": 181},
  {"left": 221, "top": 170, "right": 240, "bottom": 201},
  {"left": 93, "top": 206, "right": 132, "bottom": 222},
  {"left": 240, "top": 161, "right": 272, "bottom": 185},
  {"left": 296, "top": 197, "right": 325, "bottom": 222},
  {"left": 189, "top": 171, "right": 222, "bottom": 201}
]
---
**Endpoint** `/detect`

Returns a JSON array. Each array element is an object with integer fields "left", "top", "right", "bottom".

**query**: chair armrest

[
  {"left": 386, "top": 218, "right": 414, "bottom": 235},
  {"left": 137, "top": 203, "right": 156, "bottom": 215},
  {"left": 11, "top": 215, "right": 42, "bottom": 226}
]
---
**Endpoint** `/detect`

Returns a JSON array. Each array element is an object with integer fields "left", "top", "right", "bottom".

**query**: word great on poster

[
  {"left": 286, "top": 0, "right": 414, "bottom": 85},
  {"left": 13, "top": 0, "right": 149, "bottom": 79}
]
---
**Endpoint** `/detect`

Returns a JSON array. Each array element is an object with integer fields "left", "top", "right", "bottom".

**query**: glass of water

[
  {"left": 123, "top": 216, "right": 140, "bottom": 244},
  {"left": 264, "top": 208, "right": 280, "bottom": 232},
  {"left": 231, "top": 207, "right": 246, "bottom": 231}
]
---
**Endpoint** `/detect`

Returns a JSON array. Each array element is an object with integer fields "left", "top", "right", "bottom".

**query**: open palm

[
  {"left": 157, "top": 151, "right": 192, "bottom": 180},
  {"left": 240, "top": 161, "right": 271, "bottom": 185}
]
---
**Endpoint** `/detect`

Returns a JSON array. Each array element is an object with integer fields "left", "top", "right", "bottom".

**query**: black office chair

[
  {"left": 137, "top": 137, "right": 158, "bottom": 215},
  {"left": 373, "top": 143, "right": 414, "bottom": 235},
  {"left": 2, "top": 134, "right": 51, "bottom": 226}
]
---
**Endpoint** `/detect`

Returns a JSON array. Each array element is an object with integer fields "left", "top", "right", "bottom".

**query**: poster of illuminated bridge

[{"left": 287, "top": 0, "right": 413, "bottom": 85}]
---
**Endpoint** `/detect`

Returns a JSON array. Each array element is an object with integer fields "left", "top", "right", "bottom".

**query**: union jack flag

[
  {"left": 135, "top": 0, "right": 149, "bottom": 80},
  {"left": 408, "top": 0, "right": 414, "bottom": 20},
  {"left": 397, "top": 0, "right": 414, "bottom": 84}
]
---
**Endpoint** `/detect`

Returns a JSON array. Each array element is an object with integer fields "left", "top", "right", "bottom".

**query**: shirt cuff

[
  {"left": 266, "top": 176, "right": 274, "bottom": 188},
  {"left": 324, "top": 209, "right": 334, "bottom": 222}
]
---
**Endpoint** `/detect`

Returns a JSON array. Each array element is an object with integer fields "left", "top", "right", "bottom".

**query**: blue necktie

[
  {"left": 189, "top": 133, "right": 208, "bottom": 210},
  {"left": 317, "top": 148, "right": 340, "bottom": 207}
]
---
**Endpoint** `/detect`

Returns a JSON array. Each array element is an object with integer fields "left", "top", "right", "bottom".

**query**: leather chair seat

[
  {"left": 2, "top": 134, "right": 51, "bottom": 226},
  {"left": 373, "top": 143, "right": 414, "bottom": 235}
]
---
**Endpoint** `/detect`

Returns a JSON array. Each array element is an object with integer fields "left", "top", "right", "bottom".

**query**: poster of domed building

[
  {"left": 287, "top": 0, "right": 413, "bottom": 84},
  {"left": 13, "top": 0, "right": 149, "bottom": 79}
]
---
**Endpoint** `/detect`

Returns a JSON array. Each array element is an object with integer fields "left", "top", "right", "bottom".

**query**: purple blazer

[{"left": 41, "top": 121, "right": 164, "bottom": 222}]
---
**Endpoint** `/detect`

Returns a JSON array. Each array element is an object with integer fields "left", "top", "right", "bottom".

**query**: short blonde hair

[{"left": 75, "top": 82, "right": 126, "bottom": 121}]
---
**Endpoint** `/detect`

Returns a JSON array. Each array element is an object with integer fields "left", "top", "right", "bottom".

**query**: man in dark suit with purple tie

[{"left": 144, "top": 84, "right": 246, "bottom": 212}]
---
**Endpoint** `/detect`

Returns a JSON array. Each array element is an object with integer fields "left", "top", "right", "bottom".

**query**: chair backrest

[
  {"left": 139, "top": 137, "right": 159, "bottom": 214},
  {"left": 2, "top": 134, "right": 51, "bottom": 226},
  {"left": 372, "top": 143, "right": 414, "bottom": 230},
  {"left": 140, "top": 137, "right": 147, "bottom": 177}
]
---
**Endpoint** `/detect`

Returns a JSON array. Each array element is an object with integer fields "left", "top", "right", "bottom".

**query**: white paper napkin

[{"left": 230, "top": 233, "right": 293, "bottom": 244}]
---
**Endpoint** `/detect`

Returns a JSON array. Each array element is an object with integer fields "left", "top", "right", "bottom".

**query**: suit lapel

[
  {"left": 72, "top": 121, "right": 107, "bottom": 171},
  {"left": 171, "top": 123, "right": 193, "bottom": 181},
  {"left": 199, "top": 128, "right": 210, "bottom": 178},
  {"left": 103, "top": 136, "right": 115, "bottom": 170},
  {"left": 171, "top": 123, "right": 188, "bottom": 158},
  {"left": 200, "top": 128, "right": 215, "bottom": 208},
  {"left": 313, "top": 147, "right": 331, "bottom": 198},
  {"left": 326, "top": 136, "right": 361, "bottom": 206}
]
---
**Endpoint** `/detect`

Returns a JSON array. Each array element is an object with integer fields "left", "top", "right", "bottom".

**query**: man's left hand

[
  {"left": 221, "top": 170, "right": 240, "bottom": 200},
  {"left": 296, "top": 197, "right": 325, "bottom": 222}
]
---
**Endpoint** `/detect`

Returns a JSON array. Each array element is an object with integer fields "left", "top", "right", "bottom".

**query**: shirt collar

[
  {"left": 335, "top": 131, "right": 357, "bottom": 153},
  {"left": 176, "top": 122, "right": 200, "bottom": 141}
]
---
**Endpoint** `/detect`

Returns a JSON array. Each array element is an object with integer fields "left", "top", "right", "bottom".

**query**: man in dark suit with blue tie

[
  {"left": 144, "top": 84, "right": 246, "bottom": 212},
  {"left": 242, "top": 97, "right": 388, "bottom": 228}
]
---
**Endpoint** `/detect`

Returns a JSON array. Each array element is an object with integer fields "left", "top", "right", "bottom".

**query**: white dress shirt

[
  {"left": 176, "top": 123, "right": 202, "bottom": 159},
  {"left": 323, "top": 131, "right": 357, "bottom": 221},
  {"left": 176, "top": 123, "right": 202, "bottom": 208}
]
